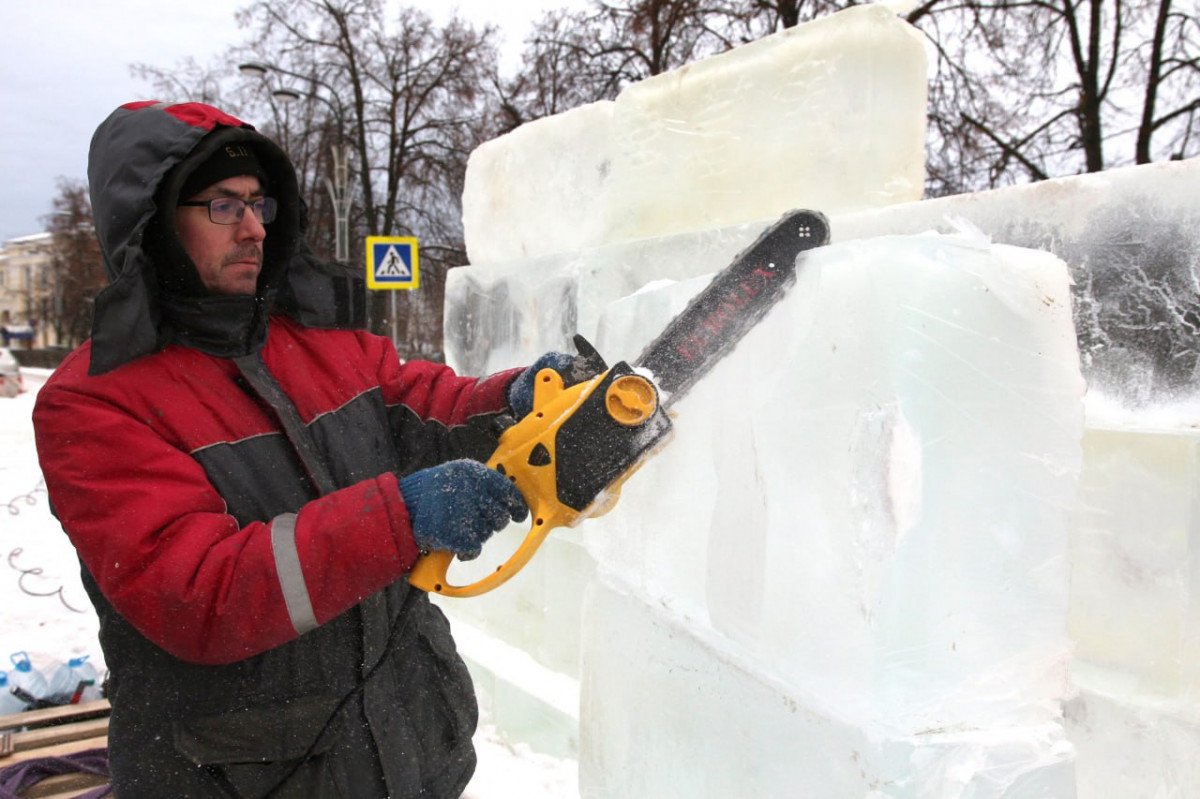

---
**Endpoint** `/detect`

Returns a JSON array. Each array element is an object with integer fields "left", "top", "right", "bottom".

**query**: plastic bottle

[
  {"left": 46, "top": 655, "right": 102, "bottom": 704},
  {"left": 7, "top": 652, "right": 49, "bottom": 708},
  {"left": 0, "top": 672, "right": 26, "bottom": 716}
]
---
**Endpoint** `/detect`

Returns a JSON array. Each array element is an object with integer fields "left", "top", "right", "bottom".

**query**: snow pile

[{"left": 0, "top": 370, "right": 101, "bottom": 673}]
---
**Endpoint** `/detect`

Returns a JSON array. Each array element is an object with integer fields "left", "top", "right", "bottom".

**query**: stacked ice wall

[
  {"left": 461, "top": 3, "right": 927, "bottom": 266},
  {"left": 439, "top": 4, "right": 1200, "bottom": 797},
  {"left": 575, "top": 236, "right": 1083, "bottom": 796},
  {"left": 817, "top": 161, "right": 1200, "bottom": 798},
  {"left": 832, "top": 162, "right": 1200, "bottom": 407}
]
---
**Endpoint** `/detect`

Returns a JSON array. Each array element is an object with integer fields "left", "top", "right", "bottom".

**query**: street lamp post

[
  {"left": 326, "top": 144, "right": 352, "bottom": 264},
  {"left": 238, "top": 62, "right": 355, "bottom": 264}
]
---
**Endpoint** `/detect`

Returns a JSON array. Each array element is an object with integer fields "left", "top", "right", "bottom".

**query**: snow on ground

[{"left": 0, "top": 367, "right": 578, "bottom": 797}]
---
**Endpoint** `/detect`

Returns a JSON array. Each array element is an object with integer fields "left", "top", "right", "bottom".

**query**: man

[{"left": 33, "top": 101, "right": 574, "bottom": 797}]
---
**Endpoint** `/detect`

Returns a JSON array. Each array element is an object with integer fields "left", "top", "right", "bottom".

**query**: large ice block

[
  {"left": 1057, "top": 405, "right": 1200, "bottom": 796},
  {"left": 462, "top": 101, "right": 615, "bottom": 265},
  {"left": 1068, "top": 421, "right": 1200, "bottom": 696},
  {"left": 835, "top": 158, "right": 1200, "bottom": 406},
  {"left": 590, "top": 232, "right": 1082, "bottom": 712},
  {"left": 451, "top": 160, "right": 1200, "bottom": 409},
  {"left": 461, "top": 5, "right": 927, "bottom": 264},
  {"left": 581, "top": 578, "right": 1078, "bottom": 798},
  {"left": 444, "top": 216, "right": 796, "bottom": 375},
  {"left": 572, "top": 232, "right": 1084, "bottom": 794},
  {"left": 607, "top": 5, "right": 926, "bottom": 244}
]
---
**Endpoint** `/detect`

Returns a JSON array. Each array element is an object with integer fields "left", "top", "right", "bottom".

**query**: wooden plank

[
  {"left": 19, "top": 771, "right": 108, "bottom": 799},
  {"left": 28, "top": 789, "right": 104, "bottom": 799},
  {"left": 0, "top": 702, "right": 112, "bottom": 797},
  {"left": 0, "top": 701, "right": 110, "bottom": 733},
  {"left": 1, "top": 735, "right": 107, "bottom": 765},
  {"left": 33, "top": 782, "right": 106, "bottom": 796},
  {"left": 11, "top": 719, "right": 109, "bottom": 754},
  {"left": 0, "top": 735, "right": 110, "bottom": 798},
  {"left": 29, "top": 788, "right": 107, "bottom": 799}
]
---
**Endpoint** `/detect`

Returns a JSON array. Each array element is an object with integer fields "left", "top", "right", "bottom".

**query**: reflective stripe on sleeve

[{"left": 271, "top": 513, "right": 319, "bottom": 636}]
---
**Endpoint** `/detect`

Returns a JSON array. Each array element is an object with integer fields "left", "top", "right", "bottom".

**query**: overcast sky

[{"left": 0, "top": 0, "right": 578, "bottom": 241}]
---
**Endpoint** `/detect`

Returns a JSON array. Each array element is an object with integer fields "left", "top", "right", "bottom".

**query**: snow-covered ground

[{"left": 0, "top": 367, "right": 578, "bottom": 797}]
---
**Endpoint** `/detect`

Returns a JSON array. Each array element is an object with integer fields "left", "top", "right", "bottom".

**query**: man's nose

[{"left": 236, "top": 207, "right": 267, "bottom": 241}]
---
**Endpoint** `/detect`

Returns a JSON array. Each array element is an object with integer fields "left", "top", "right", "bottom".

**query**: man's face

[{"left": 176, "top": 175, "right": 267, "bottom": 296}]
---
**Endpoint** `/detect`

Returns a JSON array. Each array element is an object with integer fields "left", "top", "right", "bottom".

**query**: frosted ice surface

[
  {"left": 460, "top": 5, "right": 926, "bottom": 265},
  {"left": 444, "top": 217, "right": 792, "bottom": 375},
  {"left": 565, "top": 233, "right": 1085, "bottom": 794},
  {"left": 607, "top": 5, "right": 926, "bottom": 245},
  {"left": 580, "top": 576, "right": 883, "bottom": 796},
  {"left": 1071, "top": 428, "right": 1197, "bottom": 685},
  {"left": 581, "top": 578, "right": 1078, "bottom": 797},
  {"left": 835, "top": 158, "right": 1200, "bottom": 408},
  {"left": 590, "top": 233, "right": 1082, "bottom": 713},
  {"left": 462, "top": 101, "right": 615, "bottom": 265},
  {"left": 1065, "top": 666, "right": 1200, "bottom": 799},
  {"left": 435, "top": 528, "right": 595, "bottom": 682}
]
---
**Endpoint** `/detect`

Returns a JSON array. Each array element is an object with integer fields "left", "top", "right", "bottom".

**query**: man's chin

[{"left": 211, "top": 267, "right": 261, "bottom": 296}]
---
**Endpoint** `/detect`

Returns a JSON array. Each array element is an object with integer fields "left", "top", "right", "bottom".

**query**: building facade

[{"left": 0, "top": 233, "right": 62, "bottom": 350}]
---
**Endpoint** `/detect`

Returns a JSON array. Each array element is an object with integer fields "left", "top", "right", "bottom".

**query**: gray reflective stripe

[{"left": 271, "top": 513, "right": 318, "bottom": 635}]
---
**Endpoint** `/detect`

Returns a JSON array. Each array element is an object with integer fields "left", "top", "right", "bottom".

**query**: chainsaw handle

[
  {"left": 407, "top": 505, "right": 561, "bottom": 598},
  {"left": 406, "top": 364, "right": 666, "bottom": 598},
  {"left": 407, "top": 368, "right": 594, "bottom": 597}
]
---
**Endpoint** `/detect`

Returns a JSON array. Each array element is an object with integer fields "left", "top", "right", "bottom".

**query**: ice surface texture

[
  {"left": 573, "top": 234, "right": 1084, "bottom": 795},
  {"left": 441, "top": 2, "right": 1200, "bottom": 794},
  {"left": 461, "top": 4, "right": 927, "bottom": 265},
  {"left": 836, "top": 159, "right": 1200, "bottom": 407},
  {"left": 443, "top": 231, "right": 1087, "bottom": 795}
]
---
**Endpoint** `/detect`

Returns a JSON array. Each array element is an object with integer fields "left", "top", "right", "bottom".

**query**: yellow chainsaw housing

[{"left": 408, "top": 362, "right": 671, "bottom": 597}]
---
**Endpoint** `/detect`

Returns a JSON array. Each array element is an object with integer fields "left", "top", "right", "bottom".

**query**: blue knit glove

[
  {"left": 399, "top": 460, "right": 529, "bottom": 561},
  {"left": 507, "top": 351, "right": 578, "bottom": 418}
]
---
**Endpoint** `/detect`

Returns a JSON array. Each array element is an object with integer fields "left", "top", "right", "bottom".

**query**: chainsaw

[{"left": 408, "top": 209, "right": 831, "bottom": 597}]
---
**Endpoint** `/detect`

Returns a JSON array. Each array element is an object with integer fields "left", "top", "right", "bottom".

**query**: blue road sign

[{"left": 366, "top": 236, "right": 419, "bottom": 290}]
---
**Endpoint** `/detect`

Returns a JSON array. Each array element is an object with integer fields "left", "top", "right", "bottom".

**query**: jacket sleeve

[
  {"left": 34, "top": 377, "right": 420, "bottom": 666},
  {"left": 364, "top": 332, "right": 524, "bottom": 471},
  {"left": 373, "top": 334, "right": 522, "bottom": 424}
]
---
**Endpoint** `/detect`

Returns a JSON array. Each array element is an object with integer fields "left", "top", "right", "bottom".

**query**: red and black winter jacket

[
  {"left": 32, "top": 101, "right": 517, "bottom": 798},
  {"left": 34, "top": 316, "right": 520, "bottom": 797},
  {"left": 36, "top": 316, "right": 516, "bottom": 664}
]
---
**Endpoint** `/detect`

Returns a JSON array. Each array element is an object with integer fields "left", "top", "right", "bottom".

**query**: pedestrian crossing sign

[{"left": 366, "top": 236, "right": 419, "bottom": 290}]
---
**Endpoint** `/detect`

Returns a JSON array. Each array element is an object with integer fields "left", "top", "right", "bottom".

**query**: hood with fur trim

[{"left": 86, "top": 101, "right": 364, "bottom": 375}]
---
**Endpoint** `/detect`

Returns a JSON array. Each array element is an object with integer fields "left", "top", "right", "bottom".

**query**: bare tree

[
  {"left": 724, "top": 0, "right": 861, "bottom": 37},
  {"left": 906, "top": 0, "right": 1199, "bottom": 195},
  {"left": 131, "top": 57, "right": 230, "bottom": 106},
  {"left": 44, "top": 179, "right": 106, "bottom": 348},
  {"left": 226, "top": 0, "right": 500, "bottom": 355},
  {"left": 514, "top": 0, "right": 1195, "bottom": 196},
  {"left": 1134, "top": 0, "right": 1199, "bottom": 163},
  {"left": 118, "top": 0, "right": 1197, "bottom": 363},
  {"left": 509, "top": 0, "right": 739, "bottom": 121}
]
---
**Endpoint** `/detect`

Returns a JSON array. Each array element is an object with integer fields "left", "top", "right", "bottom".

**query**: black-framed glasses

[{"left": 179, "top": 197, "right": 278, "bottom": 225}]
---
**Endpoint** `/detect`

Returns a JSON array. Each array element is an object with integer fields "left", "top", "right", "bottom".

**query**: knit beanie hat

[{"left": 178, "top": 143, "right": 270, "bottom": 200}]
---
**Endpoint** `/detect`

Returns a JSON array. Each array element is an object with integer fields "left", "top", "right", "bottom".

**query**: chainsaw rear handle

[{"left": 407, "top": 363, "right": 671, "bottom": 597}]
